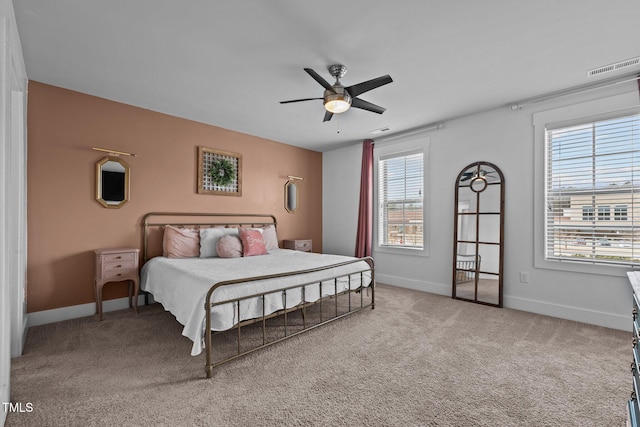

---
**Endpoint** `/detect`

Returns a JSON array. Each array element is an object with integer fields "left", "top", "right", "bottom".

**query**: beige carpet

[
  {"left": 7, "top": 284, "right": 631, "bottom": 426},
  {"left": 455, "top": 279, "right": 500, "bottom": 305}
]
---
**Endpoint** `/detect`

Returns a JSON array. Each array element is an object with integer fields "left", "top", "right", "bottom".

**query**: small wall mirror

[
  {"left": 452, "top": 161, "right": 504, "bottom": 307},
  {"left": 285, "top": 180, "right": 298, "bottom": 213},
  {"left": 96, "top": 156, "right": 129, "bottom": 208}
]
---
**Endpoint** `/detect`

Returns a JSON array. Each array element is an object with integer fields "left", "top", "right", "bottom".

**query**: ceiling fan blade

[
  {"left": 461, "top": 173, "right": 481, "bottom": 181},
  {"left": 351, "top": 97, "right": 386, "bottom": 114},
  {"left": 323, "top": 111, "right": 333, "bottom": 122},
  {"left": 346, "top": 75, "right": 393, "bottom": 98},
  {"left": 280, "top": 97, "right": 324, "bottom": 104},
  {"left": 304, "top": 68, "right": 335, "bottom": 93}
]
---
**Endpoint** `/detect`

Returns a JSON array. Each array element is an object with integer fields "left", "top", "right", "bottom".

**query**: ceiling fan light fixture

[
  {"left": 324, "top": 92, "right": 352, "bottom": 113},
  {"left": 280, "top": 65, "right": 392, "bottom": 121}
]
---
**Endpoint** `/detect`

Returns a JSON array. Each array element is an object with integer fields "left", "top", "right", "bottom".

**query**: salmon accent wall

[{"left": 26, "top": 81, "right": 323, "bottom": 313}]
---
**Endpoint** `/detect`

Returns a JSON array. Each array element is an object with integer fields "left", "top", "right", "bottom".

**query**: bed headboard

[{"left": 141, "top": 212, "right": 277, "bottom": 262}]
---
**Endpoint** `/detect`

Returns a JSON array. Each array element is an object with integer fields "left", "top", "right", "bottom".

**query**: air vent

[
  {"left": 370, "top": 126, "right": 392, "bottom": 135},
  {"left": 587, "top": 57, "right": 640, "bottom": 77}
]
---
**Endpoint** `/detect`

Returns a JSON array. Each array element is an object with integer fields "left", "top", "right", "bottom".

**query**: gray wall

[{"left": 323, "top": 82, "right": 638, "bottom": 331}]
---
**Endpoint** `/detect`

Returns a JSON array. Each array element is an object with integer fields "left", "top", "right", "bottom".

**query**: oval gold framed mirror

[
  {"left": 96, "top": 156, "right": 130, "bottom": 208},
  {"left": 284, "top": 180, "right": 298, "bottom": 213}
]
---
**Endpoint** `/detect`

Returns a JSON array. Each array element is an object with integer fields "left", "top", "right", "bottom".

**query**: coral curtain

[{"left": 355, "top": 140, "right": 374, "bottom": 258}]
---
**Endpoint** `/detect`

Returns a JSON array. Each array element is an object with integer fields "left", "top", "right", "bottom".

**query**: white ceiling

[{"left": 12, "top": 0, "right": 640, "bottom": 152}]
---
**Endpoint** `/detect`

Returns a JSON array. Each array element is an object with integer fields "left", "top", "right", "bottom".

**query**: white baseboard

[
  {"left": 0, "top": 386, "right": 6, "bottom": 426},
  {"left": 27, "top": 279, "right": 631, "bottom": 332},
  {"left": 376, "top": 273, "right": 450, "bottom": 296},
  {"left": 27, "top": 295, "right": 149, "bottom": 328},
  {"left": 9, "top": 315, "right": 29, "bottom": 358},
  {"left": 377, "top": 273, "right": 630, "bottom": 332},
  {"left": 21, "top": 316, "right": 28, "bottom": 350},
  {"left": 0, "top": 384, "right": 10, "bottom": 426},
  {"left": 503, "top": 294, "right": 630, "bottom": 332}
]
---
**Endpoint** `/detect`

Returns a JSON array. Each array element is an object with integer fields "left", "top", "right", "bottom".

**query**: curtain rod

[
  {"left": 373, "top": 72, "right": 639, "bottom": 144},
  {"left": 510, "top": 72, "right": 640, "bottom": 110}
]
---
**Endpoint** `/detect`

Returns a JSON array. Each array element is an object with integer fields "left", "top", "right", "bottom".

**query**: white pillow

[
  {"left": 261, "top": 225, "right": 279, "bottom": 250},
  {"left": 199, "top": 227, "right": 239, "bottom": 258}
]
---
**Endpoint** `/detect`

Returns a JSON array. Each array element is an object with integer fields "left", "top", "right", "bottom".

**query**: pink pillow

[
  {"left": 163, "top": 225, "right": 200, "bottom": 259},
  {"left": 261, "top": 225, "right": 279, "bottom": 250},
  {"left": 239, "top": 228, "right": 267, "bottom": 257},
  {"left": 216, "top": 235, "right": 243, "bottom": 258}
]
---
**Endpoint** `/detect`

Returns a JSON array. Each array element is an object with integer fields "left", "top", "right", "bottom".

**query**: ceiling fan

[
  {"left": 280, "top": 64, "right": 393, "bottom": 122},
  {"left": 461, "top": 169, "right": 499, "bottom": 182}
]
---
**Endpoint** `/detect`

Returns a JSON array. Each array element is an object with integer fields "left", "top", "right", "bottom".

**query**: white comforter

[{"left": 140, "top": 249, "right": 372, "bottom": 355}]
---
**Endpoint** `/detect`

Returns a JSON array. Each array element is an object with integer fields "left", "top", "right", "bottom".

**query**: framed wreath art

[{"left": 197, "top": 147, "right": 242, "bottom": 196}]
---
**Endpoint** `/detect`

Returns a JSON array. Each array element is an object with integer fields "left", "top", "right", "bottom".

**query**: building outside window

[
  {"left": 597, "top": 205, "right": 610, "bottom": 221},
  {"left": 582, "top": 206, "right": 594, "bottom": 221},
  {"left": 615, "top": 205, "right": 628, "bottom": 221},
  {"left": 378, "top": 151, "right": 424, "bottom": 249},
  {"left": 545, "top": 113, "right": 640, "bottom": 266}
]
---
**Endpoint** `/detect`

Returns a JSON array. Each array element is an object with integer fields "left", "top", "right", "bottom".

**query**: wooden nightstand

[
  {"left": 94, "top": 248, "right": 140, "bottom": 321},
  {"left": 283, "top": 239, "right": 313, "bottom": 253}
]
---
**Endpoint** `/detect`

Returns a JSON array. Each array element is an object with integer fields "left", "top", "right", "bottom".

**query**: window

[
  {"left": 597, "top": 205, "right": 610, "bottom": 221},
  {"left": 615, "top": 205, "right": 628, "bottom": 221},
  {"left": 545, "top": 113, "right": 640, "bottom": 267},
  {"left": 378, "top": 151, "right": 424, "bottom": 249}
]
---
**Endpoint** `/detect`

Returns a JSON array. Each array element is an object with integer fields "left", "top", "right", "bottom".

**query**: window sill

[
  {"left": 534, "top": 256, "right": 637, "bottom": 278},
  {"left": 374, "top": 245, "right": 429, "bottom": 257}
]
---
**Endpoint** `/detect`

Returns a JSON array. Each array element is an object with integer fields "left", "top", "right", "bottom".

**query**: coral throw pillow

[
  {"left": 216, "top": 235, "right": 243, "bottom": 258},
  {"left": 239, "top": 228, "right": 268, "bottom": 257},
  {"left": 163, "top": 225, "right": 200, "bottom": 259}
]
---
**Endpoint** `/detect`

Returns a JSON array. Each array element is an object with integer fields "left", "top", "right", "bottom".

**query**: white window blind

[
  {"left": 378, "top": 152, "right": 424, "bottom": 248},
  {"left": 546, "top": 113, "right": 640, "bottom": 266}
]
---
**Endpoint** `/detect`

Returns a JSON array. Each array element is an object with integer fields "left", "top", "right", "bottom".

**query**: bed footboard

[
  {"left": 139, "top": 212, "right": 375, "bottom": 379},
  {"left": 203, "top": 257, "right": 375, "bottom": 378},
  {"left": 456, "top": 254, "right": 480, "bottom": 283}
]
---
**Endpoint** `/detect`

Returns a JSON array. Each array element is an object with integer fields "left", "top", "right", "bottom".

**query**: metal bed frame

[
  {"left": 455, "top": 253, "right": 480, "bottom": 283},
  {"left": 141, "top": 212, "right": 375, "bottom": 378}
]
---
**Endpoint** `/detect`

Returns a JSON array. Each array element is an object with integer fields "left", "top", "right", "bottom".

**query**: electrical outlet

[{"left": 519, "top": 271, "right": 530, "bottom": 283}]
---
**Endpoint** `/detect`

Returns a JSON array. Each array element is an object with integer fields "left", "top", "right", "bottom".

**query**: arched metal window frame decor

[{"left": 452, "top": 161, "right": 505, "bottom": 307}]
